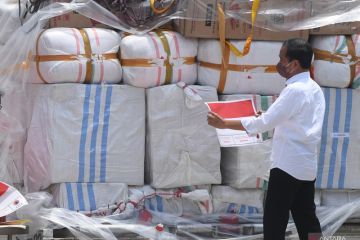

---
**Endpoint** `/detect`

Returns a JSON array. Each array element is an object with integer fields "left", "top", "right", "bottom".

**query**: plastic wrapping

[
  {"left": 316, "top": 88, "right": 360, "bottom": 189},
  {"left": 311, "top": 35, "right": 360, "bottom": 89},
  {"left": 198, "top": 39, "right": 285, "bottom": 94},
  {"left": 146, "top": 84, "right": 221, "bottom": 188},
  {"left": 220, "top": 140, "right": 272, "bottom": 189},
  {"left": 30, "top": 27, "right": 122, "bottom": 84},
  {"left": 120, "top": 30, "right": 198, "bottom": 88},
  {"left": 93, "top": 0, "right": 183, "bottom": 31},
  {"left": 1, "top": 0, "right": 360, "bottom": 239},
  {"left": 24, "top": 84, "right": 145, "bottom": 192},
  {"left": 11, "top": 190, "right": 360, "bottom": 239},
  {"left": 0, "top": 1, "right": 25, "bottom": 45},
  {"left": 51, "top": 183, "right": 128, "bottom": 215}
]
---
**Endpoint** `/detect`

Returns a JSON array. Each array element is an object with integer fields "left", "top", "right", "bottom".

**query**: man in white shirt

[{"left": 208, "top": 38, "right": 325, "bottom": 240}]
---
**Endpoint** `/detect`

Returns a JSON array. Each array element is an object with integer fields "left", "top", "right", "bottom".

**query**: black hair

[{"left": 283, "top": 38, "right": 313, "bottom": 69}]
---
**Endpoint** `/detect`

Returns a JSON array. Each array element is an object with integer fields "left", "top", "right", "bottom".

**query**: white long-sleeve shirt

[{"left": 241, "top": 72, "right": 325, "bottom": 181}]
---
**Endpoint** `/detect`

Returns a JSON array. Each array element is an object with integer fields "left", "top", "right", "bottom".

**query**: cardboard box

[
  {"left": 49, "top": 11, "right": 112, "bottom": 29},
  {"left": 309, "top": 0, "right": 360, "bottom": 35},
  {"left": 174, "top": 0, "right": 309, "bottom": 41},
  {"left": 310, "top": 22, "right": 360, "bottom": 35}
]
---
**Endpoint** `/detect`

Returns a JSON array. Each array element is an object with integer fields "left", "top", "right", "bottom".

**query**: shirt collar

[{"left": 286, "top": 72, "right": 310, "bottom": 86}]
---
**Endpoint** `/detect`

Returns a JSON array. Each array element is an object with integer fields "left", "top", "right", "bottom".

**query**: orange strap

[
  {"left": 79, "top": 29, "right": 92, "bottom": 84},
  {"left": 33, "top": 53, "right": 117, "bottom": 62},
  {"left": 35, "top": 30, "right": 49, "bottom": 83},
  {"left": 199, "top": 61, "right": 277, "bottom": 73},
  {"left": 150, "top": 0, "right": 176, "bottom": 15},
  {"left": 121, "top": 57, "right": 195, "bottom": 67},
  {"left": 218, "top": 44, "right": 231, "bottom": 93},
  {"left": 313, "top": 48, "right": 349, "bottom": 64},
  {"left": 346, "top": 35, "right": 357, "bottom": 87}
]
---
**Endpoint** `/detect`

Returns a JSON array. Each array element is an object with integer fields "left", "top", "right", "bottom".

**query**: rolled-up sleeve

[{"left": 240, "top": 86, "right": 304, "bottom": 136}]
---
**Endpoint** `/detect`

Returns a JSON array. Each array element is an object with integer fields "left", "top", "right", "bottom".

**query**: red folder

[{"left": 207, "top": 100, "right": 255, "bottom": 118}]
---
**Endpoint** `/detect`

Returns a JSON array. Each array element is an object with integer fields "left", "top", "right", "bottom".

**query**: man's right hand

[{"left": 207, "top": 111, "right": 227, "bottom": 129}]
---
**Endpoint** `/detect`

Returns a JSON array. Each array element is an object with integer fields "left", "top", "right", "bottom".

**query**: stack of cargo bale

[
  {"left": 23, "top": 27, "right": 146, "bottom": 214},
  {"left": 199, "top": 40, "right": 280, "bottom": 215},
  {"left": 16, "top": 0, "right": 360, "bottom": 230},
  {"left": 23, "top": 10, "right": 222, "bottom": 216},
  {"left": 308, "top": 3, "right": 360, "bottom": 217},
  {"left": 173, "top": 0, "right": 312, "bottom": 217},
  {"left": 119, "top": 30, "right": 221, "bottom": 217}
]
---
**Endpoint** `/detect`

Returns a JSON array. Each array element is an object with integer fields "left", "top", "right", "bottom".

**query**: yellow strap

[
  {"left": 155, "top": 31, "right": 173, "bottom": 85},
  {"left": 33, "top": 53, "right": 117, "bottom": 62},
  {"left": 216, "top": 0, "right": 260, "bottom": 92},
  {"left": 36, "top": 30, "right": 49, "bottom": 83},
  {"left": 79, "top": 29, "right": 93, "bottom": 84},
  {"left": 218, "top": 0, "right": 260, "bottom": 58},
  {"left": 199, "top": 61, "right": 277, "bottom": 73},
  {"left": 121, "top": 57, "right": 195, "bottom": 67},
  {"left": 218, "top": 45, "right": 231, "bottom": 93},
  {"left": 346, "top": 35, "right": 357, "bottom": 87},
  {"left": 150, "top": 0, "right": 176, "bottom": 15},
  {"left": 218, "top": 3, "right": 227, "bottom": 68}
]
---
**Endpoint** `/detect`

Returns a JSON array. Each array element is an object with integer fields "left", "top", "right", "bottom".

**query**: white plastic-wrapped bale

[
  {"left": 120, "top": 31, "right": 197, "bottom": 88},
  {"left": 211, "top": 185, "right": 264, "bottom": 214},
  {"left": 198, "top": 40, "right": 285, "bottom": 94},
  {"left": 221, "top": 140, "right": 272, "bottom": 189},
  {"left": 1, "top": 89, "right": 32, "bottom": 184},
  {"left": 52, "top": 183, "right": 128, "bottom": 215},
  {"left": 140, "top": 185, "right": 213, "bottom": 216},
  {"left": 25, "top": 84, "right": 145, "bottom": 192},
  {"left": 219, "top": 94, "right": 278, "bottom": 140},
  {"left": 146, "top": 83, "right": 221, "bottom": 188},
  {"left": 351, "top": 34, "right": 360, "bottom": 89},
  {"left": 30, "top": 28, "right": 122, "bottom": 84},
  {"left": 316, "top": 88, "right": 360, "bottom": 189},
  {"left": 311, "top": 35, "right": 360, "bottom": 89}
]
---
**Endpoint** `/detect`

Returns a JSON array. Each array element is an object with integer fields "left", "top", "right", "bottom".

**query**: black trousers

[{"left": 263, "top": 168, "right": 322, "bottom": 240}]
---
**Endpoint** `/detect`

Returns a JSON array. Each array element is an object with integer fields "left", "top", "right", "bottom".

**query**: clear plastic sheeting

[
  {"left": 92, "top": 0, "right": 185, "bottom": 31},
  {"left": 13, "top": 191, "right": 360, "bottom": 239},
  {"left": 48, "top": 0, "right": 360, "bottom": 32},
  {"left": 0, "top": 0, "right": 359, "bottom": 89},
  {"left": 55, "top": 0, "right": 360, "bottom": 32},
  {"left": 214, "top": 0, "right": 360, "bottom": 31},
  {"left": 1, "top": 1, "right": 360, "bottom": 239}
]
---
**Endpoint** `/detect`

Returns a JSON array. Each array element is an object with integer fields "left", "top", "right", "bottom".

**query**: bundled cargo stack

[
  {"left": 21, "top": 8, "right": 222, "bottom": 217},
  {"left": 174, "top": 0, "right": 311, "bottom": 217},
  {"left": 308, "top": 2, "right": 360, "bottom": 217},
  {"left": 2, "top": 0, "right": 360, "bottom": 238},
  {"left": 119, "top": 30, "right": 221, "bottom": 217},
  {"left": 23, "top": 27, "right": 146, "bottom": 214}
]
